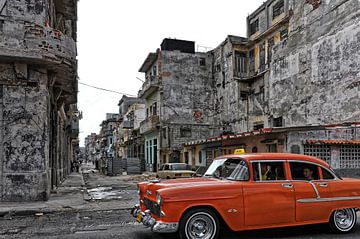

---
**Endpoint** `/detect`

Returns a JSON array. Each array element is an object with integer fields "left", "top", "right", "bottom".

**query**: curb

[{"left": 0, "top": 206, "right": 134, "bottom": 218}]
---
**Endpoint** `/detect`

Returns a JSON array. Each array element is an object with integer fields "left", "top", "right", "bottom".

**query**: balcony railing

[
  {"left": 138, "top": 76, "right": 160, "bottom": 99},
  {"left": 140, "top": 115, "right": 160, "bottom": 134}
]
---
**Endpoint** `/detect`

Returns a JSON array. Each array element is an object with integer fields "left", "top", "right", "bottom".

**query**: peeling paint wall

[
  {"left": 0, "top": 63, "right": 50, "bottom": 201},
  {"left": 0, "top": 0, "right": 78, "bottom": 201},
  {"left": 269, "top": 0, "right": 360, "bottom": 127},
  {"left": 160, "top": 50, "right": 223, "bottom": 154}
]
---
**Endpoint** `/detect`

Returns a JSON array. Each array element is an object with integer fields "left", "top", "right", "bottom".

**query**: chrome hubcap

[
  {"left": 186, "top": 213, "right": 215, "bottom": 239},
  {"left": 334, "top": 209, "right": 355, "bottom": 231}
]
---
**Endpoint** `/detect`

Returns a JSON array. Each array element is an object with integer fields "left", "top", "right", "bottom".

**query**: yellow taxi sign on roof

[{"left": 234, "top": 149, "right": 245, "bottom": 155}]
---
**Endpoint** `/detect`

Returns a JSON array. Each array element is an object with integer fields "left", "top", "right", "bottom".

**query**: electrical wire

[{"left": 78, "top": 82, "right": 137, "bottom": 97}]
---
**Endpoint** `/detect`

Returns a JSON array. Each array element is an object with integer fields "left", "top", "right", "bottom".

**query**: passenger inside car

[
  {"left": 253, "top": 162, "right": 285, "bottom": 181},
  {"left": 303, "top": 167, "right": 314, "bottom": 181}
]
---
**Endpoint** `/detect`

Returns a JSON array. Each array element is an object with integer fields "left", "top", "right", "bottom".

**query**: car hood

[{"left": 139, "top": 177, "right": 238, "bottom": 201}]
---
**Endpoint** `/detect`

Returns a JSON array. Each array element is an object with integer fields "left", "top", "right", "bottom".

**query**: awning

[{"left": 306, "top": 140, "right": 360, "bottom": 145}]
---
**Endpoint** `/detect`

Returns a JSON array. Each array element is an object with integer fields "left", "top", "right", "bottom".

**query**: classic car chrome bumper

[{"left": 130, "top": 204, "right": 178, "bottom": 233}]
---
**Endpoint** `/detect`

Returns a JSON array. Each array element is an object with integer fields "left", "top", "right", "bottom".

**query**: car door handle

[
  {"left": 281, "top": 183, "right": 293, "bottom": 189},
  {"left": 317, "top": 182, "right": 328, "bottom": 187}
]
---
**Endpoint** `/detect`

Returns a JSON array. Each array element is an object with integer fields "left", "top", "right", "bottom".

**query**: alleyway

[{"left": 0, "top": 165, "right": 360, "bottom": 238}]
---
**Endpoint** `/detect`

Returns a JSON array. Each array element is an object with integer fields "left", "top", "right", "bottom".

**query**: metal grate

[
  {"left": 340, "top": 145, "right": 360, "bottom": 169},
  {"left": 303, "top": 144, "right": 331, "bottom": 164}
]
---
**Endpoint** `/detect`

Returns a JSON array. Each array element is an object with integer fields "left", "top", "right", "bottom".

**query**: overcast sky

[{"left": 77, "top": 0, "right": 264, "bottom": 146}]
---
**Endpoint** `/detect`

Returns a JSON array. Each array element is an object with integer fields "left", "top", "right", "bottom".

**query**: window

[
  {"left": 198, "top": 151, "right": 202, "bottom": 164},
  {"left": 252, "top": 162, "right": 286, "bottom": 181},
  {"left": 340, "top": 145, "right": 360, "bottom": 169},
  {"left": 268, "top": 37, "right": 275, "bottom": 63},
  {"left": 205, "top": 158, "right": 249, "bottom": 181},
  {"left": 240, "top": 91, "right": 248, "bottom": 101},
  {"left": 273, "top": 116, "right": 283, "bottom": 127},
  {"left": 180, "top": 128, "right": 191, "bottom": 138},
  {"left": 199, "top": 58, "right": 206, "bottom": 66},
  {"left": 304, "top": 144, "right": 331, "bottom": 164},
  {"left": 249, "top": 49, "right": 255, "bottom": 74},
  {"left": 280, "top": 28, "right": 288, "bottom": 41},
  {"left": 267, "top": 144, "right": 277, "bottom": 153},
  {"left": 259, "top": 43, "right": 266, "bottom": 71},
  {"left": 253, "top": 123, "right": 264, "bottom": 130},
  {"left": 234, "top": 51, "right": 247, "bottom": 76},
  {"left": 162, "top": 127, "right": 167, "bottom": 139},
  {"left": 152, "top": 65, "right": 157, "bottom": 77},
  {"left": 216, "top": 64, "right": 221, "bottom": 72},
  {"left": 152, "top": 102, "right": 157, "bottom": 115},
  {"left": 273, "top": 0, "right": 285, "bottom": 19},
  {"left": 250, "top": 19, "right": 259, "bottom": 35},
  {"left": 290, "top": 162, "right": 319, "bottom": 181},
  {"left": 184, "top": 152, "right": 189, "bottom": 164},
  {"left": 322, "top": 168, "right": 335, "bottom": 180}
]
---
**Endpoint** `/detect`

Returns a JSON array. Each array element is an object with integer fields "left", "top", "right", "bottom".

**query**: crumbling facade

[
  {"left": 183, "top": 0, "right": 360, "bottom": 175},
  {"left": 115, "top": 96, "right": 145, "bottom": 174},
  {"left": 98, "top": 113, "right": 118, "bottom": 174},
  {"left": 0, "top": 0, "right": 78, "bottom": 201},
  {"left": 138, "top": 39, "right": 223, "bottom": 171}
]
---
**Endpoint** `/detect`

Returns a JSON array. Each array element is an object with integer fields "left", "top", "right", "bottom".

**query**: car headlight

[
  {"left": 137, "top": 186, "right": 141, "bottom": 195},
  {"left": 156, "top": 193, "right": 163, "bottom": 206}
]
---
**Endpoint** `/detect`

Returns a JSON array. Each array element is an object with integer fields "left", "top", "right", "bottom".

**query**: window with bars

[
  {"left": 303, "top": 144, "right": 331, "bottom": 164},
  {"left": 234, "top": 51, "right": 247, "bottom": 77},
  {"left": 340, "top": 145, "right": 360, "bottom": 169}
]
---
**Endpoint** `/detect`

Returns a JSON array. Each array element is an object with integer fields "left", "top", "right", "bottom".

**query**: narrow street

[
  {"left": 2, "top": 208, "right": 360, "bottom": 239},
  {"left": 1, "top": 165, "right": 360, "bottom": 239}
]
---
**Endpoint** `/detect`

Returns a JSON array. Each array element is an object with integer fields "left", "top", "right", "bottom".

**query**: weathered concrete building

[
  {"left": 115, "top": 96, "right": 145, "bottom": 173},
  {"left": 138, "top": 39, "right": 223, "bottom": 171},
  {"left": 0, "top": 0, "right": 78, "bottom": 201},
  {"left": 98, "top": 113, "right": 118, "bottom": 174},
  {"left": 184, "top": 0, "right": 360, "bottom": 175}
]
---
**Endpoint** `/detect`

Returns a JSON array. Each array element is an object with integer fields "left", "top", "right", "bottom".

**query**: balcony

[
  {"left": 138, "top": 76, "right": 160, "bottom": 99},
  {"left": 140, "top": 115, "right": 160, "bottom": 134}
]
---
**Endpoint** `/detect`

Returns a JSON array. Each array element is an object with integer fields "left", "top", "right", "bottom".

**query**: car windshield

[
  {"left": 171, "top": 164, "right": 191, "bottom": 171},
  {"left": 204, "top": 158, "right": 249, "bottom": 181}
]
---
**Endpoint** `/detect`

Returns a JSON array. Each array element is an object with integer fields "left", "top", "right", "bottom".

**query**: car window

[
  {"left": 205, "top": 158, "right": 249, "bottom": 181},
  {"left": 252, "top": 162, "right": 286, "bottom": 181},
  {"left": 290, "top": 162, "right": 319, "bottom": 181},
  {"left": 164, "top": 165, "right": 170, "bottom": 170},
  {"left": 322, "top": 167, "right": 335, "bottom": 180},
  {"left": 172, "top": 164, "right": 189, "bottom": 171}
]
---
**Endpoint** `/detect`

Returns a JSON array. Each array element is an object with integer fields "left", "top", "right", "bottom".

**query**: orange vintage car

[{"left": 131, "top": 153, "right": 360, "bottom": 239}]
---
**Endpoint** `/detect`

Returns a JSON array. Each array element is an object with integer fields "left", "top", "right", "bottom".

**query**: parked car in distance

[
  {"left": 132, "top": 153, "right": 360, "bottom": 239},
  {"left": 156, "top": 163, "right": 195, "bottom": 179}
]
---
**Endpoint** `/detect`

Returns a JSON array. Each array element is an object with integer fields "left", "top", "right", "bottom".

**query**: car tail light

[{"left": 175, "top": 173, "right": 181, "bottom": 177}]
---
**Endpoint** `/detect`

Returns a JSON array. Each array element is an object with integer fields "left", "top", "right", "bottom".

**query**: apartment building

[
  {"left": 0, "top": 0, "right": 79, "bottom": 201},
  {"left": 184, "top": 0, "right": 360, "bottom": 176},
  {"left": 138, "top": 39, "right": 223, "bottom": 172}
]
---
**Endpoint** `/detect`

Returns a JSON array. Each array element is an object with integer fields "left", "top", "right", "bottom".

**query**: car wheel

[
  {"left": 166, "top": 176, "right": 171, "bottom": 179},
  {"left": 329, "top": 208, "right": 357, "bottom": 233},
  {"left": 179, "top": 208, "right": 220, "bottom": 239}
]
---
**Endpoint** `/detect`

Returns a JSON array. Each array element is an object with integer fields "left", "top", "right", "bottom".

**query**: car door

[
  {"left": 289, "top": 161, "right": 332, "bottom": 222},
  {"left": 243, "top": 160, "right": 295, "bottom": 226}
]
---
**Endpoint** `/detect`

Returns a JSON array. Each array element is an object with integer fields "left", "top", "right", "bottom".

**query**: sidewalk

[{"left": 0, "top": 166, "right": 139, "bottom": 217}]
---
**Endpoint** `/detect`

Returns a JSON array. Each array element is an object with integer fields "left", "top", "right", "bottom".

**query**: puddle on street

[{"left": 86, "top": 187, "right": 128, "bottom": 201}]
